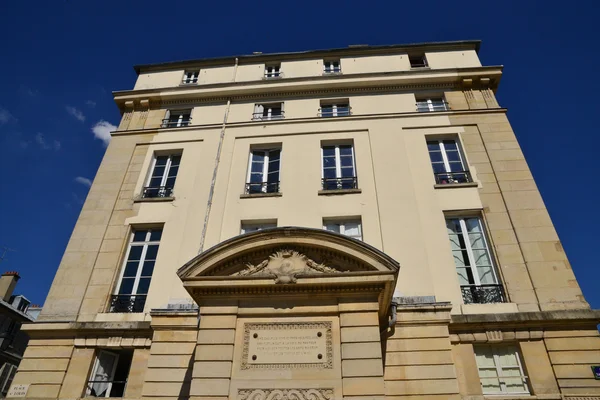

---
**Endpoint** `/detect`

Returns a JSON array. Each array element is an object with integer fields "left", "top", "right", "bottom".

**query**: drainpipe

[
  {"left": 382, "top": 298, "right": 398, "bottom": 336},
  {"left": 198, "top": 58, "right": 238, "bottom": 254}
]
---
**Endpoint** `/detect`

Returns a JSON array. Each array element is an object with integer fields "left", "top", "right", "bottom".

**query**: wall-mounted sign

[
  {"left": 592, "top": 366, "right": 600, "bottom": 380},
  {"left": 7, "top": 384, "right": 29, "bottom": 398}
]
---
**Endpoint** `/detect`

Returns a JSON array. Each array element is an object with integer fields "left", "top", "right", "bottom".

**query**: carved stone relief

[{"left": 238, "top": 389, "right": 334, "bottom": 400}]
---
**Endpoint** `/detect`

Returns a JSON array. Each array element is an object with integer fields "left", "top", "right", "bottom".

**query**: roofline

[{"left": 134, "top": 40, "right": 482, "bottom": 74}]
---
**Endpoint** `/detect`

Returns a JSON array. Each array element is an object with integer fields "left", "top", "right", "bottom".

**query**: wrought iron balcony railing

[
  {"left": 416, "top": 101, "right": 449, "bottom": 112},
  {"left": 109, "top": 294, "right": 147, "bottom": 313},
  {"left": 318, "top": 106, "right": 352, "bottom": 117},
  {"left": 434, "top": 171, "right": 472, "bottom": 185},
  {"left": 161, "top": 118, "right": 191, "bottom": 128},
  {"left": 86, "top": 380, "right": 127, "bottom": 398},
  {"left": 461, "top": 284, "right": 506, "bottom": 304},
  {"left": 142, "top": 186, "right": 174, "bottom": 199},
  {"left": 252, "top": 112, "right": 285, "bottom": 121},
  {"left": 321, "top": 177, "right": 358, "bottom": 191},
  {"left": 264, "top": 71, "right": 284, "bottom": 79},
  {"left": 245, "top": 181, "right": 280, "bottom": 194}
]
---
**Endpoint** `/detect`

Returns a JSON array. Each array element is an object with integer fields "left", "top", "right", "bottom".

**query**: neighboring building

[
  {"left": 0, "top": 272, "right": 36, "bottom": 396},
  {"left": 10, "top": 41, "right": 600, "bottom": 400}
]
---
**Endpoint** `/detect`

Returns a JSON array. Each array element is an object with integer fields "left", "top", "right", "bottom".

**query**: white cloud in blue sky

[
  {"left": 35, "top": 133, "right": 61, "bottom": 151},
  {"left": 74, "top": 176, "right": 92, "bottom": 187},
  {"left": 65, "top": 106, "right": 85, "bottom": 122},
  {"left": 0, "top": 107, "right": 15, "bottom": 124},
  {"left": 91, "top": 120, "right": 116, "bottom": 146},
  {"left": 86, "top": 100, "right": 96, "bottom": 107}
]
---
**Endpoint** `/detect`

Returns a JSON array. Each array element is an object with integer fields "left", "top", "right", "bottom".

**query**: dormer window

[
  {"left": 409, "top": 54, "right": 428, "bottom": 68},
  {"left": 324, "top": 60, "right": 341, "bottom": 74},
  {"left": 265, "top": 64, "right": 282, "bottom": 79},
  {"left": 182, "top": 70, "right": 199, "bottom": 84}
]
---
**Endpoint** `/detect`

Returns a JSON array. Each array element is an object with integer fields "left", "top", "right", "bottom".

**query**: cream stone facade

[{"left": 9, "top": 41, "right": 600, "bottom": 400}]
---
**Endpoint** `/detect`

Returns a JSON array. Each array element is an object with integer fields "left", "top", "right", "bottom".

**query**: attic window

[{"left": 409, "top": 54, "right": 428, "bottom": 68}]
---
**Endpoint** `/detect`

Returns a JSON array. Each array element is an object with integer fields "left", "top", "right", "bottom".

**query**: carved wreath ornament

[
  {"left": 232, "top": 249, "right": 341, "bottom": 284},
  {"left": 238, "top": 389, "right": 334, "bottom": 400}
]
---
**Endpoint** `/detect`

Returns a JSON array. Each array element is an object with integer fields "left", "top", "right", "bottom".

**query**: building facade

[{"left": 9, "top": 41, "right": 600, "bottom": 400}]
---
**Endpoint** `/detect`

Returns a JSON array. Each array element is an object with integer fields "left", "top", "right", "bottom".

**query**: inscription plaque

[{"left": 241, "top": 321, "right": 333, "bottom": 369}]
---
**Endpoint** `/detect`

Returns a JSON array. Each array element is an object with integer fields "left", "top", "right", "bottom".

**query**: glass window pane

[
  {"left": 428, "top": 151, "right": 443, "bottom": 163},
  {"left": 155, "top": 156, "right": 168, "bottom": 166},
  {"left": 340, "top": 167, "right": 355, "bottom": 177},
  {"left": 165, "top": 177, "right": 176, "bottom": 189},
  {"left": 149, "top": 177, "right": 163, "bottom": 188},
  {"left": 141, "top": 261, "right": 155, "bottom": 276},
  {"left": 443, "top": 140, "right": 457, "bottom": 150},
  {"left": 118, "top": 278, "right": 135, "bottom": 294},
  {"left": 344, "top": 223, "right": 361, "bottom": 236},
  {"left": 168, "top": 165, "right": 179, "bottom": 177},
  {"left": 136, "top": 278, "right": 151, "bottom": 295},
  {"left": 448, "top": 161, "right": 464, "bottom": 172},
  {"left": 324, "top": 223, "right": 341, "bottom": 233},
  {"left": 145, "top": 245, "right": 159, "bottom": 260},
  {"left": 252, "top": 151, "right": 265, "bottom": 162},
  {"left": 322, "top": 147, "right": 335, "bottom": 157},
  {"left": 446, "top": 150, "right": 461, "bottom": 162},
  {"left": 323, "top": 168, "right": 337, "bottom": 179},
  {"left": 132, "top": 231, "right": 147, "bottom": 242},
  {"left": 340, "top": 155, "right": 354, "bottom": 167},
  {"left": 339, "top": 145, "right": 353, "bottom": 156},
  {"left": 123, "top": 261, "right": 139, "bottom": 277},
  {"left": 427, "top": 141, "right": 440, "bottom": 151},
  {"left": 127, "top": 246, "right": 143, "bottom": 260},
  {"left": 466, "top": 218, "right": 482, "bottom": 232},
  {"left": 170, "top": 155, "right": 181, "bottom": 166},
  {"left": 456, "top": 267, "right": 470, "bottom": 285}
]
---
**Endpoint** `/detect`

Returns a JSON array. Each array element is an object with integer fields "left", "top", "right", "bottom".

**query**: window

[
  {"left": 162, "top": 109, "right": 191, "bottom": 128},
  {"left": 321, "top": 144, "right": 357, "bottom": 190},
  {"left": 323, "top": 219, "right": 362, "bottom": 240},
  {"left": 427, "top": 139, "right": 471, "bottom": 184},
  {"left": 253, "top": 103, "right": 284, "bottom": 121},
  {"left": 0, "top": 363, "right": 17, "bottom": 397},
  {"left": 324, "top": 60, "right": 341, "bottom": 74},
  {"left": 409, "top": 54, "right": 428, "bottom": 68},
  {"left": 182, "top": 70, "right": 199, "bottom": 84},
  {"left": 241, "top": 222, "right": 277, "bottom": 234},
  {"left": 111, "top": 228, "right": 162, "bottom": 313},
  {"left": 475, "top": 346, "right": 529, "bottom": 395},
  {"left": 143, "top": 154, "right": 181, "bottom": 198},
  {"left": 264, "top": 64, "right": 282, "bottom": 78},
  {"left": 86, "top": 349, "right": 133, "bottom": 398},
  {"left": 319, "top": 101, "right": 351, "bottom": 117},
  {"left": 445, "top": 217, "right": 505, "bottom": 304},
  {"left": 246, "top": 148, "right": 281, "bottom": 194},
  {"left": 417, "top": 98, "right": 448, "bottom": 112}
]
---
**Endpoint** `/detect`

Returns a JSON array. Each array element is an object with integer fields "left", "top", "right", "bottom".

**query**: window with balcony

[
  {"left": 182, "top": 70, "right": 199, "bottom": 84},
  {"left": 245, "top": 148, "right": 281, "bottom": 194},
  {"left": 323, "top": 218, "right": 362, "bottom": 240},
  {"left": 110, "top": 228, "right": 162, "bottom": 313},
  {"left": 409, "top": 54, "right": 428, "bottom": 68},
  {"left": 319, "top": 100, "right": 351, "bottom": 117},
  {"left": 427, "top": 139, "right": 472, "bottom": 184},
  {"left": 264, "top": 64, "right": 282, "bottom": 78},
  {"left": 445, "top": 216, "right": 505, "bottom": 304},
  {"left": 162, "top": 109, "right": 191, "bottom": 128},
  {"left": 86, "top": 349, "right": 133, "bottom": 398},
  {"left": 253, "top": 103, "right": 284, "bottom": 121},
  {"left": 143, "top": 154, "right": 181, "bottom": 198},
  {"left": 475, "top": 345, "right": 529, "bottom": 395},
  {"left": 241, "top": 221, "right": 277, "bottom": 234},
  {"left": 321, "top": 143, "right": 357, "bottom": 190},
  {"left": 324, "top": 60, "right": 341, "bottom": 74},
  {"left": 417, "top": 97, "right": 449, "bottom": 112}
]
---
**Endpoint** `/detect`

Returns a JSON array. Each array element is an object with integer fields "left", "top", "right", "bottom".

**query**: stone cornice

[
  {"left": 21, "top": 321, "right": 152, "bottom": 338},
  {"left": 450, "top": 308, "right": 600, "bottom": 330}
]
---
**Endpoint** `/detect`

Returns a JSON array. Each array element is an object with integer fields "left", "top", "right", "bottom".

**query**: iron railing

[
  {"left": 161, "top": 118, "right": 191, "bottom": 128},
  {"left": 142, "top": 186, "right": 173, "bottom": 199},
  {"left": 109, "top": 295, "right": 147, "bottom": 313},
  {"left": 321, "top": 177, "right": 358, "bottom": 191},
  {"left": 252, "top": 111, "right": 285, "bottom": 121},
  {"left": 318, "top": 106, "right": 352, "bottom": 117},
  {"left": 264, "top": 71, "right": 284, "bottom": 79},
  {"left": 86, "top": 380, "right": 127, "bottom": 397},
  {"left": 461, "top": 284, "right": 506, "bottom": 304},
  {"left": 416, "top": 101, "right": 449, "bottom": 112},
  {"left": 323, "top": 68, "right": 342, "bottom": 74},
  {"left": 434, "top": 171, "right": 472, "bottom": 185},
  {"left": 245, "top": 181, "right": 280, "bottom": 194}
]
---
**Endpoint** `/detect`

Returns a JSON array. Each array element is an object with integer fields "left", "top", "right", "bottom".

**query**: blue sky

[{"left": 0, "top": 0, "right": 598, "bottom": 308}]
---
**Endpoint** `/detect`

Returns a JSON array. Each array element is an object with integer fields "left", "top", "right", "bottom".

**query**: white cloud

[
  {"left": 0, "top": 107, "right": 14, "bottom": 124},
  {"left": 86, "top": 100, "right": 96, "bottom": 107},
  {"left": 66, "top": 106, "right": 85, "bottom": 122},
  {"left": 74, "top": 176, "right": 92, "bottom": 187},
  {"left": 35, "top": 133, "right": 61, "bottom": 151},
  {"left": 91, "top": 120, "right": 116, "bottom": 146}
]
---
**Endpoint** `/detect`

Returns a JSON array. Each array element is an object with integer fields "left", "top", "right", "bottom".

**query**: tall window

[
  {"left": 182, "top": 70, "right": 199, "bottom": 84},
  {"left": 475, "top": 346, "right": 529, "bottom": 395},
  {"left": 417, "top": 98, "right": 448, "bottom": 112},
  {"left": 427, "top": 139, "right": 471, "bottom": 184},
  {"left": 0, "top": 363, "right": 17, "bottom": 397},
  {"left": 409, "top": 54, "right": 428, "bottom": 68},
  {"left": 253, "top": 103, "right": 284, "bottom": 121},
  {"left": 86, "top": 349, "right": 133, "bottom": 398},
  {"left": 246, "top": 148, "right": 281, "bottom": 194},
  {"left": 143, "top": 154, "right": 181, "bottom": 198},
  {"left": 445, "top": 217, "right": 505, "bottom": 304},
  {"left": 323, "top": 219, "right": 362, "bottom": 240},
  {"left": 111, "top": 228, "right": 162, "bottom": 313},
  {"left": 241, "top": 222, "right": 277, "bottom": 234},
  {"left": 321, "top": 144, "right": 357, "bottom": 190},
  {"left": 324, "top": 60, "right": 341, "bottom": 74},
  {"left": 264, "top": 64, "right": 282, "bottom": 78},
  {"left": 320, "top": 101, "right": 351, "bottom": 117},
  {"left": 162, "top": 109, "right": 191, "bottom": 128}
]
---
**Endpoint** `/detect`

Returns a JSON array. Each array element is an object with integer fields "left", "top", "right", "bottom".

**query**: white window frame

[
  {"left": 86, "top": 350, "right": 120, "bottom": 398},
  {"left": 446, "top": 216, "right": 499, "bottom": 287},
  {"left": 409, "top": 54, "right": 428, "bottom": 68},
  {"left": 323, "top": 60, "right": 341, "bottom": 74},
  {"left": 320, "top": 102, "right": 350, "bottom": 117},
  {"left": 323, "top": 219, "right": 363, "bottom": 241},
  {"left": 146, "top": 154, "right": 181, "bottom": 190},
  {"left": 240, "top": 222, "right": 277, "bottom": 234},
  {"left": 475, "top": 345, "right": 529, "bottom": 395},
  {"left": 418, "top": 98, "right": 448, "bottom": 112},
  {"left": 264, "top": 64, "right": 282, "bottom": 78},
  {"left": 321, "top": 144, "right": 356, "bottom": 180},
  {"left": 428, "top": 139, "right": 467, "bottom": 174},
  {"left": 182, "top": 70, "right": 199, "bottom": 84},
  {"left": 164, "top": 109, "right": 192, "bottom": 127},
  {"left": 253, "top": 103, "right": 284, "bottom": 121},
  {"left": 245, "top": 148, "right": 281, "bottom": 192},
  {"left": 114, "top": 229, "right": 161, "bottom": 298}
]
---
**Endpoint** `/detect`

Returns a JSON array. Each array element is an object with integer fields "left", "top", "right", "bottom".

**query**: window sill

[
  {"left": 410, "top": 66, "right": 431, "bottom": 70},
  {"left": 483, "top": 394, "right": 534, "bottom": 399},
  {"left": 240, "top": 192, "right": 282, "bottom": 199},
  {"left": 179, "top": 83, "right": 198, "bottom": 87},
  {"left": 318, "top": 188, "right": 362, "bottom": 196},
  {"left": 133, "top": 196, "right": 175, "bottom": 203},
  {"left": 322, "top": 72, "right": 343, "bottom": 76},
  {"left": 434, "top": 182, "right": 478, "bottom": 189}
]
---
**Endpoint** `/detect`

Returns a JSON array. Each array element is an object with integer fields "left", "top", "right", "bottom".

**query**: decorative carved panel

[{"left": 238, "top": 389, "right": 334, "bottom": 400}]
